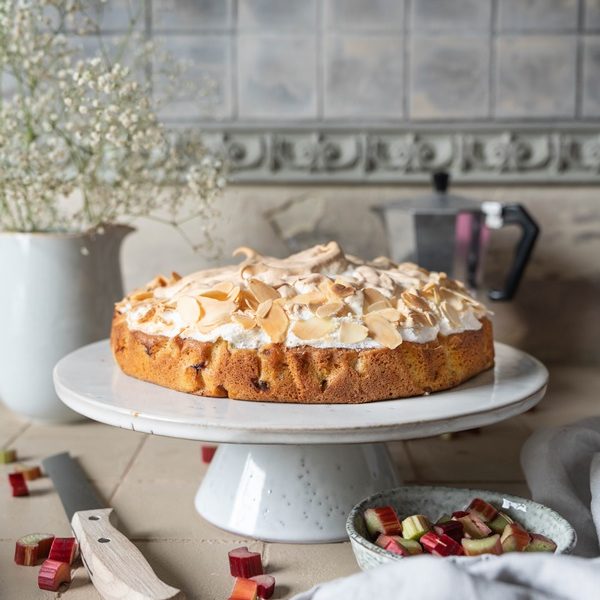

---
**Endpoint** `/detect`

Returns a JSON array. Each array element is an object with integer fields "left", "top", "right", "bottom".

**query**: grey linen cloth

[{"left": 292, "top": 418, "right": 600, "bottom": 600}]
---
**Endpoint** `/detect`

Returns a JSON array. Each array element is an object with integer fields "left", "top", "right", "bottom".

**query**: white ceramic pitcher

[{"left": 0, "top": 225, "right": 133, "bottom": 423}]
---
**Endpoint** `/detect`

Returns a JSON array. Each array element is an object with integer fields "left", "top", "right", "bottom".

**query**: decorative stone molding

[{"left": 198, "top": 128, "right": 600, "bottom": 183}]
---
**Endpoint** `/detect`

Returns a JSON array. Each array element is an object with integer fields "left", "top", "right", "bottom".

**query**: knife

[{"left": 42, "top": 452, "right": 185, "bottom": 600}]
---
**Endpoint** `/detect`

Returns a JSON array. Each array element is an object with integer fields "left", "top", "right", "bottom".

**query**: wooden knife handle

[{"left": 71, "top": 508, "right": 185, "bottom": 600}]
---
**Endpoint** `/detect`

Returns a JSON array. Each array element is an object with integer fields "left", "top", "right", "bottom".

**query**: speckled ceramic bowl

[{"left": 347, "top": 485, "right": 577, "bottom": 570}]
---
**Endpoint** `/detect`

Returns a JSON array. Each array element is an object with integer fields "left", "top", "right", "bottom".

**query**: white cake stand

[{"left": 53, "top": 341, "right": 547, "bottom": 543}]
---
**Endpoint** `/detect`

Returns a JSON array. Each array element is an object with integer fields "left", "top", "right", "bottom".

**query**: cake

[{"left": 111, "top": 242, "right": 494, "bottom": 404}]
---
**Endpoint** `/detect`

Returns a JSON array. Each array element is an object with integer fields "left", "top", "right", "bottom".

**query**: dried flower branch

[{"left": 0, "top": 0, "right": 226, "bottom": 251}]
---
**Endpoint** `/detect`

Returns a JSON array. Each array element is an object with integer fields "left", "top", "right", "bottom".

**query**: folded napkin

[{"left": 293, "top": 417, "right": 600, "bottom": 600}]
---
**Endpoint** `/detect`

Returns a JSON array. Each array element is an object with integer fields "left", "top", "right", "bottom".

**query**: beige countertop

[{"left": 1, "top": 365, "right": 598, "bottom": 599}]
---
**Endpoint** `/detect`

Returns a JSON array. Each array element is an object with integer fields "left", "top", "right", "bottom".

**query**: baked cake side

[{"left": 111, "top": 242, "right": 494, "bottom": 403}]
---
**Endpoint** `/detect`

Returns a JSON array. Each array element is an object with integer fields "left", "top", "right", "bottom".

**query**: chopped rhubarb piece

[
  {"left": 383, "top": 538, "right": 410, "bottom": 556},
  {"left": 452, "top": 510, "right": 469, "bottom": 520},
  {"left": 250, "top": 574, "right": 276, "bottom": 599},
  {"left": 468, "top": 498, "right": 498, "bottom": 523},
  {"left": 9, "top": 472, "right": 29, "bottom": 497},
  {"left": 436, "top": 513, "right": 452, "bottom": 524},
  {"left": 395, "top": 538, "right": 423, "bottom": 555},
  {"left": 15, "top": 465, "right": 43, "bottom": 481},
  {"left": 228, "top": 547, "right": 263, "bottom": 578},
  {"left": 501, "top": 523, "right": 530, "bottom": 552},
  {"left": 525, "top": 533, "right": 557, "bottom": 553},
  {"left": 49, "top": 538, "right": 78, "bottom": 565},
  {"left": 434, "top": 520, "right": 464, "bottom": 543},
  {"left": 457, "top": 514, "right": 492, "bottom": 539},
  {"left": 364, "top": 506, "right": 402, "bottom": 538},
  {"left": 374, "top": 534, "right": 395, "bottom": 549},
  {"left": 375, "top": 534, "right": 422, "bottom": 555},
  {"left": 488, "top": 511, "right": 514, "bottom": 535},
  {"left": 201, "top": 445, "right": 217, "bottom": 464},
  {"left": 0, "top": 448, "right": 17, "bottom": 464},
  {"left": 14, "top": 534, "right": 55, "bottom": 566},
  {"left": 420, "top": 531, "right": 464, "bottom": 557},
  {"left": 229, "top": 577, "right": 258, "bottom": 600},
  {"left": 401, "top": 514, "right": 431, "bottom": 540},
  {"left": 462, "top": 534, "right": 503, "bottom": 556},
  {"left": 38, "top": 559, "right": 71, "bottom": 592}
]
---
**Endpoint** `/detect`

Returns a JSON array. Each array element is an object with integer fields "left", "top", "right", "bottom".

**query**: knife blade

[{"left": 42, "top": 452, "right": 185, "bottom": 600}]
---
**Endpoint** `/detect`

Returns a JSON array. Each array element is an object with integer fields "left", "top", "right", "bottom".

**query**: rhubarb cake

[{"left": 111, "top": 242, "right": 494, "bottom": 403}]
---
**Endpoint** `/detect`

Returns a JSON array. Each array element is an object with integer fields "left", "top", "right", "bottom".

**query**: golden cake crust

[{"left": 110, "top": 314, "right": 494, "bottom": 404}]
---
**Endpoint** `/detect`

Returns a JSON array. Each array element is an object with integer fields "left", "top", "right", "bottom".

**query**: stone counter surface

[{"left": 1, "top": 365, "right": 598, "bottom": 599}]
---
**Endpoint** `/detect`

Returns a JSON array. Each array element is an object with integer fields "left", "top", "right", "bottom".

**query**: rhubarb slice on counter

[
  {"left": 15, "top": 465, "right": 43, "bottom": 481},
  {"left": 201, "top": 445, "right": 217, "bottom": 464},
  {"left": 8, "top": 472, "right": 29, "bottom": 497},
  {"left": 467, "top": 498, "right": 498, "bottom": 523},
  {"left": 0, "top": 448, "right": 17, "bottom": 464},
  {"left": 401, "top": 515, "right": 431, "bottom": 541},
  {"left": 229, "top": 547, "right": 264, "bottom": 578},
  {"left": 38, "top": 559, "right": 71, "bottom": 592},
  {"left": 457, "top": 514, "right": 492, "bottom": 539},
  {"left": 364, "top": 506, "right": 402, "bottom": 537},
  {"left": 229, "top": 577, "right": 258, "bottom": 600},
  {"left": 420, "top": 531, "right": 464, "bottom": 557},
  {"left": 525, "top": 533, "right": 557, "bottom": 553},
  {"left": 462, "top": 534, "right": 503, "bottom": 556},
  {"left": 501, "top": 523, "right": 530, "bottom": 552},
  {"left": 488, "top": 511, "right": 514, "bottom": 535},
  {"left": 14, "top": 534, "right": 55, "bottom": 566},
  {"left": 49, "top": 537, "right": 78, "bottom": 565},
  {"left": 250, "top": 574, "right": 276, "bottom": 599}
]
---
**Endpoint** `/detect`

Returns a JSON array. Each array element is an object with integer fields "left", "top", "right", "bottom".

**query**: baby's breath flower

[{"left": 0, "top": 0, "right": 225, "bottom": 252}]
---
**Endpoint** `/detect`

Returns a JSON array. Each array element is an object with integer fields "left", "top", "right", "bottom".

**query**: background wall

[
  {"left": 93, "top": 0, "right": 600, "bottom": 124},
  {"left": 86, "top": 1, "right": 599, "bottom": 365}
]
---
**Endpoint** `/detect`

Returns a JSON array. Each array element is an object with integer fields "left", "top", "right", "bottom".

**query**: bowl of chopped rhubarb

[{"left": 347, "top": 485, "right": 576, "bottom": 570}]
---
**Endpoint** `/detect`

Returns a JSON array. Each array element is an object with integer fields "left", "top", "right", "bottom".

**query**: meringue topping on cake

[{"left": 116, "top": 242, "right": 489, "bottom": 350}]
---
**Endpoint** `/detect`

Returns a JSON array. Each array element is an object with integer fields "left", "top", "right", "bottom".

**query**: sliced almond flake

[
  {"left": 330, "top": 281, "right": 355, "bottom": 298},
  {"left": 148, "top": 275, "right": 168, "bottom": 288},
  {"left": 291, "top": 291, "right": 327, "bottom": 305},
  {"left": 138, "top": 307, "right": 156, "bottom": 323},
  {"left": 422, "top": 284, "right": 442, "bottom": 305},
  {"left": 364, "top": 314, "right": 403, "bottom": 349},
  {"left": 316, "top": 301, "right": 344, "bottom": 318},
  {"left": 177, "top": 296, "right": 203, "bottom": 325},
  {"left": 339, "top": 321, "right": 369, "bottom": 344},
  {"left": 131, "top": 290, "right": 154, "bottom": 302},
  {"left": 440, "top": 300, "right": 462, "bottom": 328},
  {"left": 401, "top": 291, "right": 430, "bottom": 312},
  {"left": 409, "top": 311, "right": 432, "bottom": 328},
  {"left": 197, "top": 298, "right": 236, "bottom": 327},
  {"left": 365, "top": 300, "right": 391, "bottom": 314},
  {"left": 256, "top": 299, "right": 273, "bottom": 319},
  {"left": 199, "top": 289, "right": 229, "bottom": 301},
  {"left": 227, "top": 285, "right": 241, "bottom": 302},
  {"left": 238, "top": 289, "right": 259, "bottom": 311},
  {"left": 232, "top": 312, "right": 257, "bottom": 330},
  {"left": 214, "top": 281, "right": 235, "bottom": 294},
  {"left": 171, "top": 271, "right": 182, "bottom": 282},
  {"left": 372, "top": 307, "right": 401, "bottom": 322},
  {"left": 249, "top": 279, "right": 280, "bottom": 303},
  {"left": 258, "top": 302, "right": 288, "bottom": 343},
  {"left": 292, "top": 317, "right": 336, "bottom": 340},
  {"left": 363, "top": 288, "right": 389, "bottom": 305}
]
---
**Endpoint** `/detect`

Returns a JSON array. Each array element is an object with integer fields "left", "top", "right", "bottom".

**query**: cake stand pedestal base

[{"left": 195, "top": 443, "right": 401, "bottom": 543}]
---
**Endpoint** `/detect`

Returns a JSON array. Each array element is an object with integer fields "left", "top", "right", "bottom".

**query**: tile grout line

[
  {"left": 108, "top": 434, "right": 149, "bottom": 503},
  {"left": 2, "top": 421, "right": 32, "bottom": 449}
]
